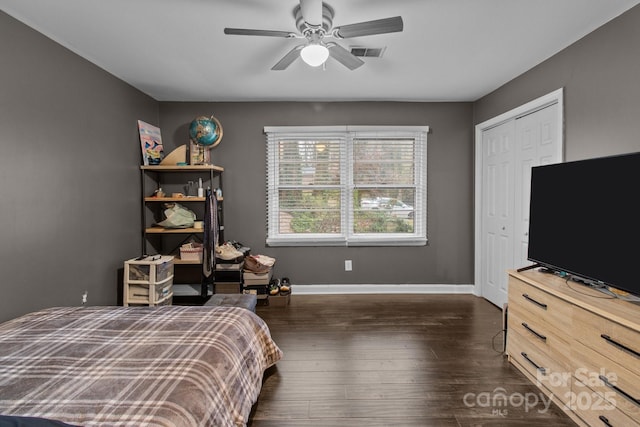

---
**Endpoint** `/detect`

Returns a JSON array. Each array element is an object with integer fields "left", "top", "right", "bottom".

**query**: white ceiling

[{"left": 2, "top": 0, "right": 639, "bottom": 102}]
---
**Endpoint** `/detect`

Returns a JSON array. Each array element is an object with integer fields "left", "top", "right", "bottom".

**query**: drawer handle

[
  {"left": 598, "top": 415, "right": 613, "bottom": 427},
  {"left": 599, "top": 375, "right": 640, "bottom": 407},
  {"left": 521, "top": 352, "right": 546, "bottom": 375},
  {"left": 522, "top": 293, "right": 547, "bottom": 310},
  {"left": 522, "top": 322, "right": 547, "bottom": 342},
  {"left": 601, "top": 334, "right": 640, "bottom": 359}
]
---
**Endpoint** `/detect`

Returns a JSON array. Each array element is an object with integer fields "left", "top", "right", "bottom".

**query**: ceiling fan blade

[
  {"left": 224, "top": 28, "right": 296, "bottom": 38},
  {"left": 333, "top": 16, "right": 403, "bottom": 38},
  {"left": 271, "top": 45, "right": 305, "bottom": 70},
  {"left": 326, "top": 42, "right": 364, "bottom": 70},
  {"left": 299, "top": 0, "right": 323, "bottom": 26}
]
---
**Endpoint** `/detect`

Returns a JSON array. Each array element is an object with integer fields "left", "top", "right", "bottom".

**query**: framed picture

[{"left": 138, "top": 120, "right": 164, "bottom": 165}]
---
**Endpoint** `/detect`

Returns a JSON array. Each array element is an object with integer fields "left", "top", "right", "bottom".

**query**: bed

[{"left": 0, "top": 305, "right": 282, "bottom": 426}]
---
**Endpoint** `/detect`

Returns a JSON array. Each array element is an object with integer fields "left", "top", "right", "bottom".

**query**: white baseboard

[{"left": 290, "top": 284, "right": 475, "bottom": 295}]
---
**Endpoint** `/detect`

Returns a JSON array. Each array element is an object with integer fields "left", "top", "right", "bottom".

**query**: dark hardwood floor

[{"left": 250, "top": 294, "right": 577, "bottom": 427}]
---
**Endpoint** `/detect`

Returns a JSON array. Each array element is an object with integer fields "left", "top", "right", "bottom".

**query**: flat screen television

[{"left": 526, "top": 151, "right": 640, "bottom": 298}]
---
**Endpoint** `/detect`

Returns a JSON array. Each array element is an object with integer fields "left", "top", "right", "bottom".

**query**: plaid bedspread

[{"left": 0, "top": 306, "right": 282, "bottom": 426}]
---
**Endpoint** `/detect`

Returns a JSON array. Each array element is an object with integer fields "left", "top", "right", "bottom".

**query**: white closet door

[
  {"left": 513, "top": 103, "right": 560, "bottom": 268},
  {"left": 480, "top": 120, "right": 516, "bottom": 308},
  {"left": 479, "top": 103, "right": 562, "bottom": 308}
]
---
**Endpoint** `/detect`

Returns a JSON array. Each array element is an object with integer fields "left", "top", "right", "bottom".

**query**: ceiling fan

[{"left": 223, "top": 0, "right": 403, "bottom": 71}]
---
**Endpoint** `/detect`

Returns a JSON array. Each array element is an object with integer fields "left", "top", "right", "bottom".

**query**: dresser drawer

[
  {"left": 508, "top": 305, "right": 571, "bottom": 367},
  {"left": 571, "top": 339, "right": 640, "bottom": 420},
  {"left": 573, "top": 306, "right": 640, "bottom": 378},
  {"left": 571, "top": 377, "right": 640, "bottom": 427},
  {"left": 509, "top": 277, "right": 572, "bottom": 331},
  {"left": 507, "top": 329, "right": 572, "bottom": 403}
]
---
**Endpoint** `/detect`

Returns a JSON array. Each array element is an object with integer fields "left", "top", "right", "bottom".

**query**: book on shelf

[{"left": 137, "top": 120, "right": 164, "bottom": 166}]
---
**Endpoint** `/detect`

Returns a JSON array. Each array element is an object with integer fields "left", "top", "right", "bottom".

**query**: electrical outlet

[
  {"left": 345, "top": 260, "right": 352, "bottom": 271},
  {"left": 82, "top": 291, "right": 88, "bottom": 305}
]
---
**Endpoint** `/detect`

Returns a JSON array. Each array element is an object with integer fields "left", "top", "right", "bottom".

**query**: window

[{"left": 265, "top": 126, "right": 428, "bottom": 246}]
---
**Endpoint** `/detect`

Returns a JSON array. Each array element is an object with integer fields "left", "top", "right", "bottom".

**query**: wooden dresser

[{"left": 506, "top": 269, "right": 640, "bottom": 427}]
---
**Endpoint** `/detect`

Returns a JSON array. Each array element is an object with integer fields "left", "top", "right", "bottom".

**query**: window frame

[{"left": 265, "top": 125, "right": 429, "bottom": 247}]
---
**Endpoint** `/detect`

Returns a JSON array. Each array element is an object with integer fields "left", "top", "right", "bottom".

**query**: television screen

[{"left": 527, "top": 152, "right": 640, "bottom": 297}]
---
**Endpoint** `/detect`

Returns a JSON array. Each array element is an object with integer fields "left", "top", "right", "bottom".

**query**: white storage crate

[{"left": 123, "top": 255, "right": 174, "bottom": 306}]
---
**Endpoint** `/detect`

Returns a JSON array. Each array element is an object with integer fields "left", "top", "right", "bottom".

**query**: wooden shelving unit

[{"left": 140, "top": 164, "right": 224, "bottom": 302}]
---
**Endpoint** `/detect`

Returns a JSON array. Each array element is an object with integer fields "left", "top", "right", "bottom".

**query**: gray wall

[
  {"left": 0, "top": 11, "right": 158, "bottom": 322},
  {"left": 2, "top": 3, "right": 640, "bottom": 321},
  {"left": 474, "top": 5, "right": 640, "bottom": 160},
  {"left": 159, "top": 102, "right": 474, "bottom": 287}
]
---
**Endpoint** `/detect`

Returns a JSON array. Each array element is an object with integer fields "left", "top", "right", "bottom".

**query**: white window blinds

[{"left": 265, "top": 126, "right": 428, "bottom": 246}]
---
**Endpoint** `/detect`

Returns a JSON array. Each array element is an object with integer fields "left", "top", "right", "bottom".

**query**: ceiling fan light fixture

[
  {"left": 224, "top": 1, "right": 403, "bottom": 71},
  {"left": 300, "top": 43, "right": 329, "bottom": 67}
]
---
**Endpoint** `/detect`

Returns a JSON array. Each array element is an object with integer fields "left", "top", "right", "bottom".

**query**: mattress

[{"left": 0, "top": 305, "right": 282, "bottom": 426}]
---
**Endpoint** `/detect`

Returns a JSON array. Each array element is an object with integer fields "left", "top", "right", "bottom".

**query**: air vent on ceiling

[{"left": 350, "top": 46, "right": 386, "bottom": 58}]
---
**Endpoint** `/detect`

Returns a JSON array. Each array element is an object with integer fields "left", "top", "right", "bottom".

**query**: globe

[{"left": 189, "top": 115, "right": 223, "bottom": 148}]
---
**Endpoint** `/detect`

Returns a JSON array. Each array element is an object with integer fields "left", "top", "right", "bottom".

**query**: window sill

[{"left": 266, "top": 237, "right": 427, "bottom": 247}]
